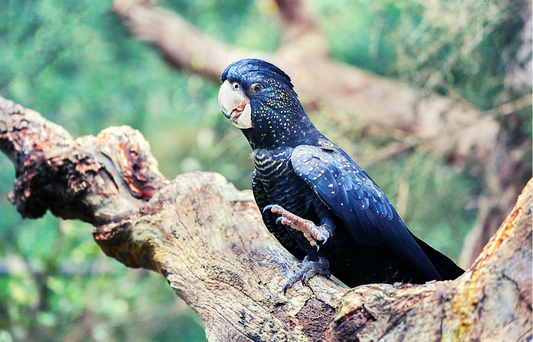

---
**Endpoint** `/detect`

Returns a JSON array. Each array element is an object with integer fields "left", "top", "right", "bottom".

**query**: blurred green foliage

[{"left": 0, "top": 0, "right": 529, "bottom": 341}]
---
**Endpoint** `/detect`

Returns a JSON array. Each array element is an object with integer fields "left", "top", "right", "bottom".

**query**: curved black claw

[
  {"left": 283, "top": 255, "right": 331, "bottom": 294},
  {"left": 263, "top": 204, "right": 275, "bottom": 213}
]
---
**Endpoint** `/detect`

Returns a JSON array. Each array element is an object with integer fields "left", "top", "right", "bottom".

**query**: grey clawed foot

[
  {"left": 263, "top": 204, "right": 331, "bottom": 251},
  {"left": 283, "top": 255, "right": 331, "bottom": 294}
]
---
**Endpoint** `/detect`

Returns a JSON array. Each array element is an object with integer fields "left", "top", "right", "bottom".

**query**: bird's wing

[{"left": 291, "top": 145, "right": 442, "bottom": 280}]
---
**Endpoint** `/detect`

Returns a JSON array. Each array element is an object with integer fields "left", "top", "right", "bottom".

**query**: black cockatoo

[{"left": 218, "top": 58, "right": 463, "bottom": 292}]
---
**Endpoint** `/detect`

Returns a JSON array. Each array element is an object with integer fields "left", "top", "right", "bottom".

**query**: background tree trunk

[
  {"left": 1, "top": 96, "right": 530, "bottom": 341},
  {"left": 110, "top": 0, "right": 532, "bottom": 268}
]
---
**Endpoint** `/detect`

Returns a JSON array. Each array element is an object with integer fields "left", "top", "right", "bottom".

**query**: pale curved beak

[{"left": 218, "top": 80, "right": 252, "bottom": 129}]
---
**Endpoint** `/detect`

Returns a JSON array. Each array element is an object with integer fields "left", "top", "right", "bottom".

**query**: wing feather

[{"left": 291, "top": 145, "right": 442, "bottom": 280}]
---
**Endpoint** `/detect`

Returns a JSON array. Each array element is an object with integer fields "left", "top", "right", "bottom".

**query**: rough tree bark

[
  {"left": 1, "top": 96, "right": 531, "bottom": 341},
  {"left": 110, "top": 0, "right": 532, "bottom": 268}
]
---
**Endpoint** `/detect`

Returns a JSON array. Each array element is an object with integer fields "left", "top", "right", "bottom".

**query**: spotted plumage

[{"left": 219, "top": 58, "right": 464, "bottom": 290}]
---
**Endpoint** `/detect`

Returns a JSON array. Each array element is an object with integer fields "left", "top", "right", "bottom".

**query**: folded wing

[{"left": 291, "top": 144, "right": 443, "bottom": 281}]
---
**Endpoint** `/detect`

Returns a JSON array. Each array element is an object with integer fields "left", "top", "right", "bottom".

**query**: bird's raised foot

[
  {"left": 263, "top": 204, "right": 331, "bottom": 250},
  {"left": 283, "top": 255, "right": 330, "bottom": 294}
]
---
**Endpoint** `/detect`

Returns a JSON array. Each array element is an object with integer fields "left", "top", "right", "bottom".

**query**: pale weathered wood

[{"left": 1, "top": 96, "right": 531, "bottom": 341}]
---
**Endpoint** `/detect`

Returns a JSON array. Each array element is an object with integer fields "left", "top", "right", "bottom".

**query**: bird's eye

[
  {"left": 251, "top": 83, "right": 263, "bottom": 93},
  {"left": 232, "top": 82, "right": 240, "bottom": 90}
]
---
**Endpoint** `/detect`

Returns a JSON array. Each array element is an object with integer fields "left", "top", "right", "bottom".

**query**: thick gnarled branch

[
  {"left": 1, "top": 96, "right": 531, "bottom": 341},
  {"left": 0, "top": 96, "right": 166, "bottom": 225}
]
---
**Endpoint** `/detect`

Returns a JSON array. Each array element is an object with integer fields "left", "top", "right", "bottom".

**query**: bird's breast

[
  {"left": 252, "top": 147, "right": 311, "bottom": 214},
  {"left": 252, "top": 147, "right": 293, "bottom": 178}
]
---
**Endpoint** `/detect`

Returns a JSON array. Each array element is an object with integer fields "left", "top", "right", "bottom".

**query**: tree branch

[
  {"left": 1, "top": 96, "right": 531, "bottom": 341},
  {"left": 110, "top": 0, "right": 494, "bottom": 156}
]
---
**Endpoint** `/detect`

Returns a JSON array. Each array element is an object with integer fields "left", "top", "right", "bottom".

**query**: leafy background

[{"left": 0, "top": 0, "right": 529, "bottom": 341}]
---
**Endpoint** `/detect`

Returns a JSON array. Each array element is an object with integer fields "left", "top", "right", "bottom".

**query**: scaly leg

[
  {"left": 263, "top": 204, "right": 331, "bottom": 250},
  {"left": 283, "top": 255, "right": 331, "bottom": 294}
]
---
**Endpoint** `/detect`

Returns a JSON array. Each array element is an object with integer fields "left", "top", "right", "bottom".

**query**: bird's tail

[{"left": 412, "top": 235, "right": 465, "bottom": 281}]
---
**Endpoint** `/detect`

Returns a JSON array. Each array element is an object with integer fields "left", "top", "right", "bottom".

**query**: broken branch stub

[{"left": 0, "top": 96, "right": 166, "bottom": 225}]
